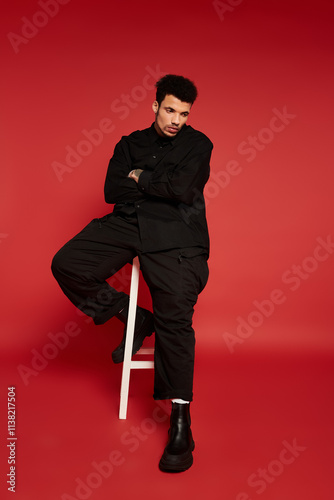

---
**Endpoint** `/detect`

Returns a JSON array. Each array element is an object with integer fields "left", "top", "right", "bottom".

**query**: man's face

[{"left": 153, "top": 94, "right": 191, "bottom": 138}]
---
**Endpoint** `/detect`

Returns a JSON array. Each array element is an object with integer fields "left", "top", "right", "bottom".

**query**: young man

[{"left": 52, "top": 74, "right": 213, "bottom": 472}]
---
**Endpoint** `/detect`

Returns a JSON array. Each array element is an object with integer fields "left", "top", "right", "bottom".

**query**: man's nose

[{"left": 171, "top": 114, "right": 180, "bottom": 125}]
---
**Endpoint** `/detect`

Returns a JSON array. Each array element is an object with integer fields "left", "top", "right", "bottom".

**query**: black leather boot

[
  {"left": 159, "top": 402, "right": 195, "bottom": 472},
  {"left": 111, "top": 303, "right": 154, "bottom": 363}
]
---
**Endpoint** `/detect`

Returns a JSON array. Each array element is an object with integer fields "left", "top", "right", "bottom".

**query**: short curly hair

[{"left": 155, "top": 74, "right": 198, "bottom": 106}]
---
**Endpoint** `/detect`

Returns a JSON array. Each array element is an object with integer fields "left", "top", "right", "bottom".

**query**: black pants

[{"left": 51, "top": 213, "right": 209, "bottom": 401}]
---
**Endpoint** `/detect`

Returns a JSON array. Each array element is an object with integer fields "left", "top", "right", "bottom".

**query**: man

[{"left": 52, "top": 74, "right": 213, "bottom": 472}]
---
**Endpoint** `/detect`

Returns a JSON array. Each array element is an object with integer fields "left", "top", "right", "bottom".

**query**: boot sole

[{"left": 159, "top": 441, "right": 195, "bottom": 473}]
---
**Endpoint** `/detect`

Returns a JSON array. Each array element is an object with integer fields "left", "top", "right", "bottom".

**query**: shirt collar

[{"left": 149, "top": 122, "right": 187, "bottom": 146}]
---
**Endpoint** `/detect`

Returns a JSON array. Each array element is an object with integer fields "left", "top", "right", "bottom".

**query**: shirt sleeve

[
  {"left": 137, "top": 138, "right": 213, "bottom": 206},
  {"left": 104, "top": 139, "right": 140, "bottom": 204}
]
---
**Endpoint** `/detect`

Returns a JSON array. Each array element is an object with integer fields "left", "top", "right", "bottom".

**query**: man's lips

[{"left": 167, "top": 127, "right": 179, "bottom": 133}]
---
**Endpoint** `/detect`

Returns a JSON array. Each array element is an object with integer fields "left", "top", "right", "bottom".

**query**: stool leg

[{"left": 119, "top": 257, "right": 140, "bottom": 419}]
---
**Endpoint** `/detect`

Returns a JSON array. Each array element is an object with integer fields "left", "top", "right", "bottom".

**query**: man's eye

[{"left": 166, "top": 109, "right": 172, "bottom": 113}]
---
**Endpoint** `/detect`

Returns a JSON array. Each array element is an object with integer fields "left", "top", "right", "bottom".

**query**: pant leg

[
  {"left": 51, "top": 214, "right": 140, "bottom": 325},
  {"left": 139, "top": 248, "right": 209, "bottom": 402}
]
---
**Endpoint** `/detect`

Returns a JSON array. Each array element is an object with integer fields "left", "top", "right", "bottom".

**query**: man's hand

[{"left": 128, "top": 169, "right": 143, "bottom": 184}]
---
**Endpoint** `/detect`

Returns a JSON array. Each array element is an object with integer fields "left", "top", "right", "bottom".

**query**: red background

[{"left": 1, "top": 1, "right": 334, "bottom": 499}]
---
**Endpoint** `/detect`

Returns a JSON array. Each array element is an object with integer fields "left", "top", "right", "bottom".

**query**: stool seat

[{"left": 119, "top": 256, "right": 154, "bottom": 419}]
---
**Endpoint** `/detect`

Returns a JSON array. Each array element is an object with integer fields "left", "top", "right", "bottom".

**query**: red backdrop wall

[
  {"left": 2, "top": 0, "right": 333, "bottom": 355},
  {"left": 1, "top": 1, "right": 334, "bottom": 499}
]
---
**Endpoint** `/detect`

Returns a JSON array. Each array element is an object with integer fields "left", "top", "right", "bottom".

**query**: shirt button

[
  {"left": 152, "top": 155, "right": 157, "bottom": 158},
  {"left": 136, "top": 204, "right": 140, "bottom": 208}
]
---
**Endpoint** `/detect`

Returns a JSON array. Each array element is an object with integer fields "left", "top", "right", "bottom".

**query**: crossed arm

[{"left": 104, "top": 136, "right": 213, "bottom": 206}]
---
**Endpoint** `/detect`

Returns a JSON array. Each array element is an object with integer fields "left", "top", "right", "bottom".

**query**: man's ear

[{"left": 152, "top": 101, "right": 159, "bottom": 114}]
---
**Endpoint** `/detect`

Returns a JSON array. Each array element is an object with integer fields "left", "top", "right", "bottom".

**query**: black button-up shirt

[{"left": 104, "top": 123, "right": 213, "bottom": 253}]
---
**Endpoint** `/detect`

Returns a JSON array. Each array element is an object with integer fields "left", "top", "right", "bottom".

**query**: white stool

[{"left": 119, "top": 256, "right": 154, "bottom": 419}]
